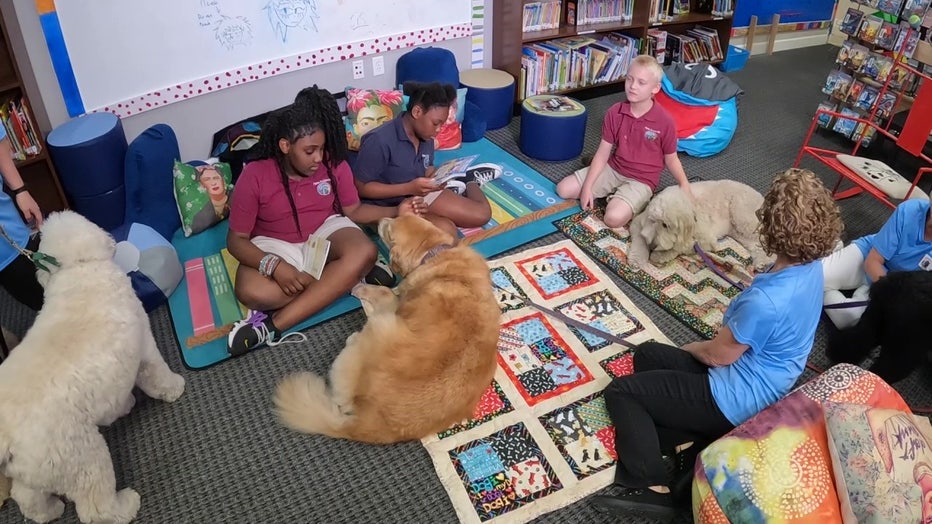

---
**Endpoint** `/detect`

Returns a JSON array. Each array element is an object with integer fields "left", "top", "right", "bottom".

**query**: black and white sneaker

[
  {"left": 364, "top": 256, "right": 395, "bottom": 287},
  {"left": 445, "top": 180, "right": 467, "bottom": 195},
  {"left": 461, "top": 163, "right": 503, "bottom": 187},
  {"left": 227, "top": 310, "right": 307, "bottom": 356}
]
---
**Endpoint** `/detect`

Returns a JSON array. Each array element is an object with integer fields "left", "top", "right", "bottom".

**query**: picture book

[
  {"left": 873, "top": 54, "right": 895, "bottom": 81},
  {"left": 833, "top": 107, "right": 860, "bottom": 137},
  {"left": 432, "top": 154, "right": 480, "bottom": 186},
  {"left": 847, "top": 44, "right": 871, "bottom": 71},
  {"left": 823, "top": 70, "right": 854, "bottom": 99},
  {"left": 846, "top": 80, "right": 865, "bottom": 104},
  {"left": 894, "top": 22, "right": 921, "bottom": 58},
  {"left": 858, "top": 15, "right": 883, "bottom": 44},
  {"left": 530, "top": 95, "right": 578, "bottom": 112},
  {"left": 875, "top": 21, "right": 899, "bottom": 49},
  {"left": 836, "top": 40, "right": 855, "bottom": 65},
  {"left": 877, "top": 0, "right": 904, "bottom": 15},
  {"left": 856, "top": 85, "right": 880, "bottom": 111},
  {"left": 854, "top": 0, "right": 880, "bottom": 7},
  {"left": 816, "top": 101, "right": 837, "bottom": 128},
  {"left": 902, "top": 0, "right": 930, "bottom": 20},
  {"left": 853, "top": 122, "right": 878, "bottom": 146},
  {"left": 840, "top": 8, "right": 865, "bottom": 35},
  {"left": 888, "top": 65, "right": 912, "bottom": 90},
  {"left": 875, "top": 91, "right": 897, "bottom": 119}
]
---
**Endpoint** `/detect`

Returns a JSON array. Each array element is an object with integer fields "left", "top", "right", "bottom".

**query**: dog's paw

[
  {"left": 158, "top": 374, "right": 185, "bottom": 403},
  {"left": 112, "top": 488, "right": 141, "bottom": 524},
  {"left": 23, "top": 497, "right": 64, "bottom": 523}
]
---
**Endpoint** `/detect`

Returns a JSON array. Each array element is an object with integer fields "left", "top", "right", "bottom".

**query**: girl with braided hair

[{"left": 226, "top": 87, "right": 425, "bottom": 355}]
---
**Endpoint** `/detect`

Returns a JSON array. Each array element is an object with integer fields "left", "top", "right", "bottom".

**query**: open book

[
  {"left": 432, "top": 154, "right": 479, "bottom": 186},
  {"left": 301, "top": 235, "right": 331, "bottom": 280}
]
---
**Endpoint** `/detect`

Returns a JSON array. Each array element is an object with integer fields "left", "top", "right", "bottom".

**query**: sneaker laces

[
  {"left": 471, "top": 168, "right": 499, "bottom": 186},
  {"left": 234, "top": 311, "right": 308, "bottom": 348}
]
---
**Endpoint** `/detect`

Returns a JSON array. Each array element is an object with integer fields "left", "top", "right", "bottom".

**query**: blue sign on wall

[{"left": 732, "top": 0, "right": 837, "bottom": 27}]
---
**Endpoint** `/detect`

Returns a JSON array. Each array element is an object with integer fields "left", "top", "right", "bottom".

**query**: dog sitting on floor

[
  {"left": 827, "top": 270, "right": 932, "bottom": 383},
  {"left": 0, "top": 211, "right": 185, "bottom": 524},
  {"left": 627, "top": 179, "right": 773, "bottom": 269},
  {"left": 274, "top": 215, "right": 501, "bottom": 444}
]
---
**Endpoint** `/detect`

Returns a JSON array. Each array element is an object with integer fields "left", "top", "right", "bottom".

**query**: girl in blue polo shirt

[
  {"left": 823, "top": 195, "right": 932, "bottom": 328},
  {"left": 0, "top": 125, "right": 44, "bottom": 311},
  {"left": 590, "top": 168, "right": 843, "bottom": 521}
]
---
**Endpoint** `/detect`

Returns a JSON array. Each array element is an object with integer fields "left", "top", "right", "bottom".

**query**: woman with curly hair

[
  {"left": 590, "top": 168, "right": 843, "bottom": 521},
  {"left": 225, "top": 87, "right": 424, "bottom": 355}
]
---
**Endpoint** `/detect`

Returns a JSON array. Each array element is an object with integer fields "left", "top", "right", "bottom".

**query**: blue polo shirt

[
  {"left": 851, "top": 199, "right": 932, "bottom": 271},
  {"left": 0, "top": 126, "right": 29, "bottom": 270},
  {"left": 709, "top": 261, "right": 823, "bottom": 426},
  {"left": 353, "top": 113, "right": 434, "bottom": 206}
]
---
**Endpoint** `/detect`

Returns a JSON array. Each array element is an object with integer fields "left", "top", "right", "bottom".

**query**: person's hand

[
  {"left": 398, "top": 196, "right": 427, "bottom": 217},
  {"left": 15, "top": 191, "right": 42, "bottom": 227},
  {"left": 271, "top": 261, "right": 313, "bottom": 296},
  {"left": 680, "top": 182, "right": 694, "bottom": 201},
  {"left": 408, "top": 177, "right": 439, "bottom": 197},
  {"left": 579, "top": 187, "right": 595, "bottom": 211},
  {"left": 424, "top": 166, "right": 437, "bottom": 179}
]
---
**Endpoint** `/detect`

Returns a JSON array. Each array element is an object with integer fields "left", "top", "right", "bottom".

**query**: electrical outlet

[
  {"left": 372, "top": 56, "right": 385, "bottom": 76},
  {"left": 352, "top": 60, "right": 365, "bottom": 80}
]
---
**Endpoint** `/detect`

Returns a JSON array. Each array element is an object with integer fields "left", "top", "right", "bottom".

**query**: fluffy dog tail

[{"left": 273, "top": 372, "right": 352, "bottom": 439}]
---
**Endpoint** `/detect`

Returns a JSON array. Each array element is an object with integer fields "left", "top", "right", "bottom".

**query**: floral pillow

[
  {"left": 173, "top": 160, "right": 234, "bottom": 237},
  {"left": 824, "top": 402, "right": 932, "bottom": 523},
  {"left": 344, "top": 88, "right": 405, "bottom": 151}
]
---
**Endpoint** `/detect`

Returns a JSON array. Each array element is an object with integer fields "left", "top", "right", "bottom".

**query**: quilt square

[
  {"left": 450, "top": 422, "right": 562, "bottom": 521},
  {"left": 438, "top": 381, "right": 513, "bottom": 440},
  {"left": 500, "top": 313, "right": 593, "bottom": 406},
  {"left": 557, "top": 290, "right": 645, "bottom": 351},
  {"left": 516, "top": 247, "right": 597, "bottom": 300},
  {"left": 457, "top": 442, "right": 505, "bottom": 482},
  {"left": 600, "top": 352, "right": 634, "bottom": 378},
  {"left": 490, "top": 267, "right": 528, "bottom": 312},
  {"left": 539, "top": 392, "right": 617, "bottom": 479}
]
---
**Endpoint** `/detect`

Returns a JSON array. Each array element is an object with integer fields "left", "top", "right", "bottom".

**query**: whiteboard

[{"left": 44, "top": 0, "right": 471, "bottom": 117}]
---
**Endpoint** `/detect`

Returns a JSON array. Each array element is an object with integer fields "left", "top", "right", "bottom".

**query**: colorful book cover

[
  {"left": 858, "top": 15, "right": 883, "bottom": 44},
  {"left": 875, "top": 21, "right": 899, "bottom": 49},
  {"left": 816, "top": 101, "right": 837, "bottom": 128},
  {"left": 840, "top": 8, "right": 865, "bottom": 35}
]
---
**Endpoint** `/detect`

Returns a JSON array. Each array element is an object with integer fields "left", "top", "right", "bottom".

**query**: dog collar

[{"left": 419, "top": 243, "right": 454, "bottom": 266}]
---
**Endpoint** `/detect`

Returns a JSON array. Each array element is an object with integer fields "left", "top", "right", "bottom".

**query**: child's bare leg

[
  {"left": 603, "top": 197, "right": 634, "bottom": 228},
  {"left": 270, "top": 228, "right": 377, "bottom": 331},
  {"left": 428, "top": 188, "right": 491, "bottom": 229},
  {"left": 556, "top": 174, "right": 583, "bottom": 199},
  {"left": 421, "top": 213, "right": 459, "bottom": 239}
]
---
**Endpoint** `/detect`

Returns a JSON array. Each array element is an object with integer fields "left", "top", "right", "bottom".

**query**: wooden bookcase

[
  {"left": 492, "top": 0, "right": 736, "bottom": 99},
  {"left": 0, "top": 13, "right": 67, "bottom": 215}
]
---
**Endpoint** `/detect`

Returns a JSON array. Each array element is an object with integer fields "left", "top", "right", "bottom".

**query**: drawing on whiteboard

[
  {"left": 265, "top": 0, "right": 319, "bottom": 43},
  {"left": 215, "top": 15, "right": 253, "bottom": 50},
  {"left": 350, "top": 12, "right": 369, "bottom": 30}
]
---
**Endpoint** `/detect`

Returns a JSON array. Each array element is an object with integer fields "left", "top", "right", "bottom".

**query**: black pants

[
  {"left": 604, "top": 341, "right": 734, "bottom": 488},
  {"left": 0, "top": 234, "right": 43, "bottom": 311}
]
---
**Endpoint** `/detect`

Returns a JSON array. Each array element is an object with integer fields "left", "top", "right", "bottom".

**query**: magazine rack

[{"left": 795, "top": 46, "right": 932, "bottom": 210}]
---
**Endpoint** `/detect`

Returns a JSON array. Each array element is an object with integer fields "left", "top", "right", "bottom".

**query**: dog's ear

[
  {"left": 38, "top": 211, "right": 116, "bottom": 268},
  {"left": 671, "top": 206, "right": 697, "bottom": 252}
]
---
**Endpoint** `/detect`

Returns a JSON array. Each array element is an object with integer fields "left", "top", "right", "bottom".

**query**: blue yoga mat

[{"left": 167, "top": 138, "right": 578, "bottom": 369}]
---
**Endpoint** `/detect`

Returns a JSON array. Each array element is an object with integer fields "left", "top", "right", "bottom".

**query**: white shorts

[{"left": 251, "top": 215, "right": 359, "bottom": 269}]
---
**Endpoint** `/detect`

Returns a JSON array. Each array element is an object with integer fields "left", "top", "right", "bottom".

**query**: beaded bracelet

[
  {"left": 258, "top": 254, "right": 281, "bottom": 278},
  {"left": 265, "top": 256, "right": 281, "bottom": 277}
]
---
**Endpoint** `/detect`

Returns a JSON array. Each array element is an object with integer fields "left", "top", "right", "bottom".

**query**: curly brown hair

[{"left": 756, "top": 168, "right": 843, "bottom": 263}]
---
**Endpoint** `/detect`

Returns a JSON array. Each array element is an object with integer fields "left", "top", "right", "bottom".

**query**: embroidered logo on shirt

[
  {"left": 920, "top": 253, "right": 932, "bottom": 271},
  {"left": 316, "top": 181, "right": 332, "bottom": 196},
  {"left": 644, "top": 127, "right": 660, "bottom": 141}
]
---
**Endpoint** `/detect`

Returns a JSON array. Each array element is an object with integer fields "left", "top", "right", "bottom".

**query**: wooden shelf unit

[
  {"left": 492, "top": 0, "right": 736, "bottom": 99},
  {"left": 0, "top": 13, "right": 67, "bottom": 214}
]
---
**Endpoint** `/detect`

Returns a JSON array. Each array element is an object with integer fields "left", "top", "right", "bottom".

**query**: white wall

[
  {"left": 7, "top": 0, "right": 471, "bottom": 161},
  {"left": 731, "top": 28, "right": 831, "bottom": 56}
]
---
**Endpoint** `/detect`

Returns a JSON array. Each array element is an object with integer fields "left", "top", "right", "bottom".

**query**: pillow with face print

[
  {"left": 173, "top": 160, "right": 235, "bottom": 237},
  {"left": 344, "top": 88, "right": 405, "bottom": 151}
]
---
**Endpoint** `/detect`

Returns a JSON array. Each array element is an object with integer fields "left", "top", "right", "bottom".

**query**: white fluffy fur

[
  {"left": 627, "top": 180, "right": 773, "bottom": 269},
  {"left": 0, "top": 211, "right": 185, "bottom": 524}
]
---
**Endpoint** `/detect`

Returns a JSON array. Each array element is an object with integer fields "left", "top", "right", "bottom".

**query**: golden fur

[{"left": 273, "top": 215, "right": 501, "bottom": 443}]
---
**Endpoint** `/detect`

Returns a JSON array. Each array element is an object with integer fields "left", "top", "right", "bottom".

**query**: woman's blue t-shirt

[{"left": 0, "top": 125, "right": 30, "bottom": 270}]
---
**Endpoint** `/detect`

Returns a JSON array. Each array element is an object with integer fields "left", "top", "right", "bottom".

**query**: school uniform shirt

[
  {"left": 601, "top": 100, "right": 677, "bottom": 190},
  {"left": 709, "top": 261, "right": 824, "bottom": 426},
  {"left": 0, "top": 125, "right": 29, "bottom": 270},
  {"left": 229, "top": 158, "right": 360, "bottom": 244},
  {"left": 851, "top": 199, "right": 932, "bottom": 271},
  {"left": 353, "top": 113, "right": 433, "bottom": 206}
]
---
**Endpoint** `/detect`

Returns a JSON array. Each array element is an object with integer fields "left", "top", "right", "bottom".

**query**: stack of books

[
  {"left": 0, "top": 95, "right": 41, "bottom": 161},
  {"left": 522, "top": 1, "right": 562, "bottom": 32}
]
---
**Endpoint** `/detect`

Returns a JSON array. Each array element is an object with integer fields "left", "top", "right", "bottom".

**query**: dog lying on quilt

[
  {"left": 0, "top": 211, "right": 185, "bottom": 524},
  {"left": 827, "top": 270, "right": 932, "bottom": 383},
  {"left": 274, "top": 215, "right": 501, "bottom": 443},
  {"left": 627, "top": 179, "right": 773, "bottom": 269}
]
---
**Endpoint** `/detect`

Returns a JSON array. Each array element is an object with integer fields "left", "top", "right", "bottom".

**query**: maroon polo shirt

[{"left": 601, "top": 100, "right": 677, "bottom": 190}]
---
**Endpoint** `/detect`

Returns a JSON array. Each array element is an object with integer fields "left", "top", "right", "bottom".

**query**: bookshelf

[
  {"left": 0, "top": 13, "right": 67, "bottom": 215},
  {"left": 492, "top": 0, "right": 736, "bottom": 100}
]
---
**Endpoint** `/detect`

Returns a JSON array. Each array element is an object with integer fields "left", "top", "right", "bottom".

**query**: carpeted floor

[{"left": 2, "top": 44, "right": 929, "bottom": 524}]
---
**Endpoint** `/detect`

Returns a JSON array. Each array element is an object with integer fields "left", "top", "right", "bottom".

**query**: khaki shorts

[
  {"left": 251, "top": 215, "right": 359, "bottom": 269},
  {"left": 573, "top": 165, "right": 653, "bottom": 214}
]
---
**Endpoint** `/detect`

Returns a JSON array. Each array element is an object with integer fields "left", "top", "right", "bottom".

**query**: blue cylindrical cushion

[
  {"left": 460, "top": 69, "right": 516, "bottom": 131},
  {"left": 395, "top": 47, "right": 460, "bottom": 88},
  {"left": 111, "top": 222, "right": 182, "bottom": 312},
  {"left": 70, "top": 185, "right": 126, "bottom": 233},
  {"left": 124, "top": 124, "right": 182, "bottom": 240},
  {"left": 520, "top": 97, "right": 588, "bottom": 161},
  {"left": 48, "top": 112, "right": 127, "bottom": 199}
]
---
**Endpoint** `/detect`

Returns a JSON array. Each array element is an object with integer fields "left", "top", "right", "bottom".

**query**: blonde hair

[
  {"left": 756, "top": 168, "right": 843, "bottom": 264},
  {"left": 630, "top": 55, "right": 664, "bottom": 84}
]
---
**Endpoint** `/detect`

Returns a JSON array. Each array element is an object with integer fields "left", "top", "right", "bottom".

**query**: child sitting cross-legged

[{"left": 226, "top": 87, "right": 424, "bottom": 355}]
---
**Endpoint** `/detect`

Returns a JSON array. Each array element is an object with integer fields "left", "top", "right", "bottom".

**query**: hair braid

[
  {"left": 253, "top": 106, "right": 304, "bottom": 235},
  {"left": 294, "top": 86, "right": 348, "bottom": 216}
]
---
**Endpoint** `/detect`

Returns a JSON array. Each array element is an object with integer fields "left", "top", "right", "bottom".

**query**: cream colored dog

[
  {"left": 274, "top": 215, "right": 501, "bottom": 444},
  {"left": 0, "top": 211, "right": 185, "bottom": 524},
  {"left": 627, "top": 180, "right": 773, "bottom": 269}
]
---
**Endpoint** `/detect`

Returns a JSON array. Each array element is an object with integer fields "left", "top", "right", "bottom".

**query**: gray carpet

[{"left": 2, "top": 44, "right": 929, "bottom": 524}]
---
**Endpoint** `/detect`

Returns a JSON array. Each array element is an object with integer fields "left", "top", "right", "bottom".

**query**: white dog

[
  {"left": 0, "top": 211, "right": 185, "bottom": 524},
  {"left": 627, "top": 180, "right": 772, "bottom": 269}
]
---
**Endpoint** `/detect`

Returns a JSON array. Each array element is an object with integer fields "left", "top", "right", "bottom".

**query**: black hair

[
  {"left": 402, "top": 81, "right": 456, "bottom": 113},
  {"left": 251, "top": 86, "right": 347, "bottom": 235}
]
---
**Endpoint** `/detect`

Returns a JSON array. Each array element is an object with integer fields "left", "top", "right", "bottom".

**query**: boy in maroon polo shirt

[
  {"left": 226, "top": 87, "right": 424, "bottom": 355},
  {"left": 556, "top": 55, "right": 691, "bottom": 228}
]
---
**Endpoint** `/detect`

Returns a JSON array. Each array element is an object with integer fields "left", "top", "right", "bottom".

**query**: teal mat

[{"left": 167, "top": 138, "right": 578, "bottom": 369}]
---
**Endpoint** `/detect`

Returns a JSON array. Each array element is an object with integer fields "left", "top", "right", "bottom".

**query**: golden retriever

[{"left": 273, "top": 215, "right": 501, "bottom": 443}]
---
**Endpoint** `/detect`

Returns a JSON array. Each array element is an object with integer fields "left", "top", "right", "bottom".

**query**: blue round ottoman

[
  {"left": 519, "top": 95, "right": 587, "bottom": 161},
  {"left": 48, "top": 112, "right": 127, "bottom": 231},
  {"left": 110, "top": 222, "right": 183, "bottom": 313},
  {"left": 459, "top": 69, "right": 515, "bottom": 131}
]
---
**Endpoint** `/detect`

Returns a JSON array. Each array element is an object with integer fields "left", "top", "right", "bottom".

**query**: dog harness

[{"left": 0, "top": 225, "right": 59, "bottom": 272}]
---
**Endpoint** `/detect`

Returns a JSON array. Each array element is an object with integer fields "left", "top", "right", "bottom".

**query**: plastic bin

[{"left": 719, "top": 45, "right": 750, "bottom": 72}]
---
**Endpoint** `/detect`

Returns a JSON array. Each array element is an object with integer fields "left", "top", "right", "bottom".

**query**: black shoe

[
  {"left": 590, "top": 487, "right": 677, "bottom": 522},
  {"left": 364, "top": 258, "right": 395, "bottom": 287},
  {"left": 461, "top": 163, "right": 503, "bottom": 187}
]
